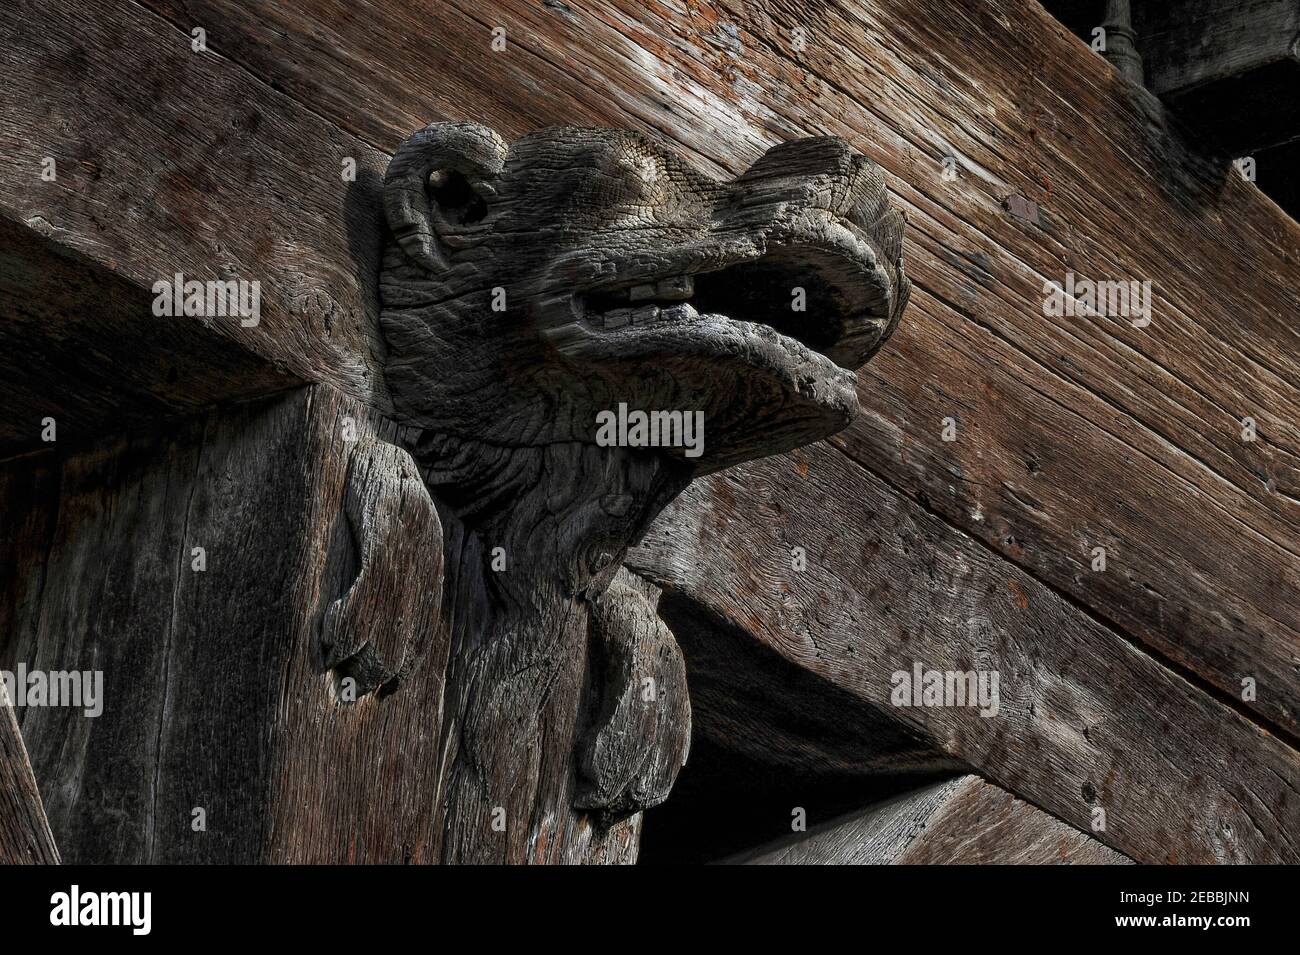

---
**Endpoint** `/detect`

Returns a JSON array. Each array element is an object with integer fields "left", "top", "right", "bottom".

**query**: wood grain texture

[
  {"left": 124, "top": 0, "right": 1300, "bottom": 741},
  {"left": 627, "top": 443, "right": 1300, "bottom": 864},
  {"left": 0, "top": 683, "right": 60, "bottom": 864},
  {"left": 2, "top": 0, "right": 1297, "bottom": 864},
  {"left": 0, "top": 217, "right": 297, "bottom": 453},
  {"left": 729, "top": 775, "right": 1130, "bottom": 864},
  {"left": 0, "top": 0, "right": 391, "bottom": 454},
  {"left": 0, "top": 385, "right": 451, "bottom": 863},
  {"left": 657, "top": 589, "right": 962, "bottom": 776}
]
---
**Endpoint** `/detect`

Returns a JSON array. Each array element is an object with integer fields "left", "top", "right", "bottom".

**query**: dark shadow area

[
  {"left": 343, "top": 163, "right": 390, "bottom": 367},
  {"left": 1040, "top": 0, "right": 1299, "bottom": 220},
  {"left": 634, "top": 590, "right": 964, "bottom": 864},
  {"left": 637, "top": 735, "right": 956, "bottom": 864}
]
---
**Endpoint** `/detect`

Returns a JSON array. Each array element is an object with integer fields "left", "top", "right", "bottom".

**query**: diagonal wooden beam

[
  {"left": 0, "top": 683, "right": 60, "bottom": 864},
  {"left": 727, "top": 775, "right": 1131, "bottom": 864}
]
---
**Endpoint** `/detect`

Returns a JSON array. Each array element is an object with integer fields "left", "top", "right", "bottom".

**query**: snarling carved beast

[{"left": 374, "top": 122, "right": 909, "bottom": 862}]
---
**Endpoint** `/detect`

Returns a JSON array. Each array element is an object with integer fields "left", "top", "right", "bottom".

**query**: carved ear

[{"left": 383, "top": 121, "right": 507, "bottom": 272}]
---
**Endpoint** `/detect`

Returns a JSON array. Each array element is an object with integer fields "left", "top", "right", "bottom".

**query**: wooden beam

[
  {"left": 0, "top": 683, "right": 60, "bottom": 864},
  {"left": 628, "top": 443, "right": 1300, "bottom": 864},
  {"left": 0, "top": 385, "right": 451, "bottom": 863},
  {"left": 1137, "top": 0, "right": 1300, "bottom": 153},
  {"left": 0, "top": 216, "right": 296, "bottom": 449},
  {"left": 657, "top": 589, "right": 961, "bottom": 776},
  {"left": 728, "top": 775, "right": 1130, "bottom": 864},
  {"left": 0, "top": 0, "right": 391, "bottom": 454}
]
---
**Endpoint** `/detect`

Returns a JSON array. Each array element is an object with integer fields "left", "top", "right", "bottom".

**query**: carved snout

[{"left": 732, "top": 136, "right": 880, "bottom": 217}]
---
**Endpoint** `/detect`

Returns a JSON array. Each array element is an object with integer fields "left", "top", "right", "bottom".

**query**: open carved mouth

[
  {"left": 548, "top": 221, "right": 897, "bottom": 378},
  {"left": 538, "top": 223, "right": 902, "bottom": 471}
]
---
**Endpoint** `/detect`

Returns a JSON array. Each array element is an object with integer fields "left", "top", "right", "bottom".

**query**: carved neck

[
  {"left": 419, "top": 434, "right": 694, "bottom": 863},
  {"left": 414, "top": 432, "right": 692, "bottom": 606}
]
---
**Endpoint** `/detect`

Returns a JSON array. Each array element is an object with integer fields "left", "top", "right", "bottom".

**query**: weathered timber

[
  {"left": 383, "top": 121, "right": 909, "bottom": 862},
  {"left": 1044, "top": 1, "right": 1300, "bottom": 153},
  {"left": 1136, "top": 0, "right": 1300, "bottom": 153},
  {"left": 0, "top": 385, "right": 451, "bottom": 863},
  {"left": 0, "top": 217, "right": 296, "bottom": 448},
  {"left": 0, "top": 0, "right": 391, "bottom": 454},
  {"left": 627, "top": 443, "right": 1300, "bottom": 864},
  {"left": 657, "top": 589, "right": 961, "bottom": 776},
  {"left": 119, "top": 0, "right": 1300, "bottom": 740},
  {"left": 0, "top": 683, "right": 60, "bottom": 864},
  {"left": 727, "top": 775, "right": 1130, "bottom": 864}
]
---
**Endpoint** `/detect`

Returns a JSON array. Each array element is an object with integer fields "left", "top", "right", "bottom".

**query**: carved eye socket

[{"left": 428, "top": 170, "right": 489, "bottom": 225}]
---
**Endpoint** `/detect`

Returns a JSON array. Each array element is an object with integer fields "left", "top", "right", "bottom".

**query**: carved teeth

[
  {"left": 629, "top": 283, "right": 657, "bottom": 302},
  {"left": 631, "top": 305, "right": 660, "bottom": 324},
  {"left": 541, "top": 320, "right": 594, "bottom": 350},
  {"left": 659, "top": 303, "right": 698, "bottom": 321},
  {"left": 605, "top": 308, "right": 632, "bottom": 329},
  {"left": 655, "top": 275, "right": 693, "bottom": 300}
]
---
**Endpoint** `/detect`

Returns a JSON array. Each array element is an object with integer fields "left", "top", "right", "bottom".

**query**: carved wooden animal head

[
  {"left": 378, "top": 124, "right": 911, "bottom": 845},
  {"left": 380, "top": 122, "right": 910, "bottom": 479}
]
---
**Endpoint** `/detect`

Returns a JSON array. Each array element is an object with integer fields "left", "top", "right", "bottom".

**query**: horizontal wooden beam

[
  {"left": 728, "top": 775, "right": 1130, "bottom": 864},
  {"left": 1137, "top": 0, "right": 1300, "bottom": 153},
  {"left": 0, "top": 214, "right": 297, "bottom": 448},
  {"left": 1042, "top": 1, "right": 1300, "bottom": 153},
  {"left": 0, "top": 0, "right": 391, "bottom": 454}
]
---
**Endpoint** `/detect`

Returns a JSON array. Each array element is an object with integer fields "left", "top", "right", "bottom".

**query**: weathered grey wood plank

[
  {"left": 0, "top": 683, "right": 60, "bottom": 864},
  {"left": 728, "top": 775, "right": 1131, "bottom": 864},
  {"left": 628, "top": 442, "right": 1300, "bottom": 864}
]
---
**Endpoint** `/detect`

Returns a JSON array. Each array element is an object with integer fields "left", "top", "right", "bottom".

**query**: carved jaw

[{"left": 534, "top": 193, "right": 908, "bottom": 474}]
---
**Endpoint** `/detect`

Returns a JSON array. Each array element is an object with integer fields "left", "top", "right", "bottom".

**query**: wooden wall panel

[{"left": 0, "top": 386, "right": 451, "bottom": 863}]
